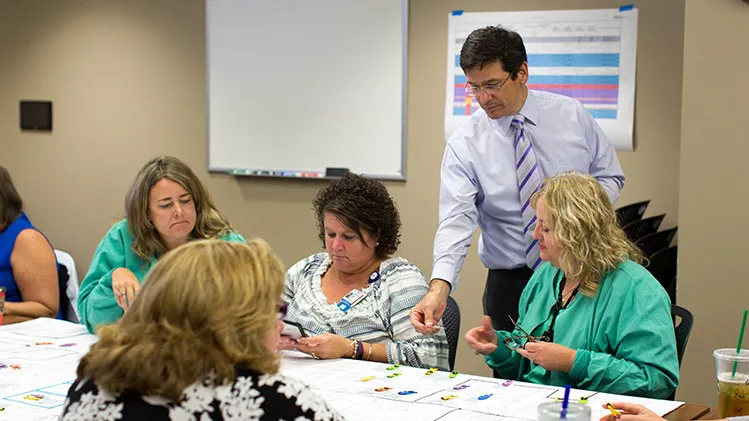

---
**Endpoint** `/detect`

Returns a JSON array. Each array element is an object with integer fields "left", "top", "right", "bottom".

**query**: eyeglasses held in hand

[{"left": 502, "top": 315, "right": 547, "bottom": 351}]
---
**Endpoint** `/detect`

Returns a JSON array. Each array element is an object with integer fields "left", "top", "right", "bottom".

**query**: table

[
  {"left": 0, "top": 319, "right": 711, "bottom": 421},
  {"left": 665, "top": 404, "right": 712, "bottom": 421},
  {"left": 700, "top": 408, "right": 722, "bottom": 419},
  {"left": 280, "top": 351, "right": 691, "bottom": 421}
]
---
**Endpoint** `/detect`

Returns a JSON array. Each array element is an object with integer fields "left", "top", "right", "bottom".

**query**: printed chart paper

[{"left": 445, "top": 8, "right": 638, "bottom": 150}]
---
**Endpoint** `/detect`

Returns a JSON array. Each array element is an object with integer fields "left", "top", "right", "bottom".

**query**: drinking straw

[{"left": 732, "top": 309, "right": 748, "bottom": 377}]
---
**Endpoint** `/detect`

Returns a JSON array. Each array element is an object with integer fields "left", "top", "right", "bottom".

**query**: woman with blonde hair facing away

[
  {"left": 62, "top": 239, "right": 343, "bottom": 420},
  {"left": 77, "top": 156, "right": 245, "bottom": 333},
  {"left": 465, "top": 172, "right": 678, "bottom": 398}
]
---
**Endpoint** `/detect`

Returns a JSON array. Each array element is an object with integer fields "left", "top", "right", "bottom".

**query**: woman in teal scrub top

[
  {"left": 77, "top": 156, "right": 245, "bottom": 333},
  {"left": 465, "top": 172, "right": 679, "bottom": 399}
]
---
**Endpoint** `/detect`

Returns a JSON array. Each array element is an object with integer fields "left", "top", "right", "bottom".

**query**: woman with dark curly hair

[{"left": 280, "top": 172, "right": 449, "bottom": 370}]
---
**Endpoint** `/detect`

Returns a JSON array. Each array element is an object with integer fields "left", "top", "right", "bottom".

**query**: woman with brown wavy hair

[
  {"left": 62, "top": 239, "right": 343, "bottom": 421},
  {"left": 465, "top": 172, "right": 679, "bottom": 399},
  {"left": 77, "top": 156, "right": 245, "bottom": 333}
]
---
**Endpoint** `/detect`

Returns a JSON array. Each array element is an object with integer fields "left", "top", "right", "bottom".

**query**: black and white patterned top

[
  {"left": 284, "top": 253, "right": 450, "bottom": 371},
  {"left": 60, "top": 368, "right": 345, "bottom": 421}
]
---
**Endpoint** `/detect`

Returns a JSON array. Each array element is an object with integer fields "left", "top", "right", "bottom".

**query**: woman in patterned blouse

[
  {"left": 61, "top": 239, "right": 344, "bottom": 421},
  {"left": 280, "top": 172, "right": 450, "bottom": 370}
]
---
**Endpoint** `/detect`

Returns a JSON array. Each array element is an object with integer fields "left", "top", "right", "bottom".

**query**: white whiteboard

[{"left": 206, "top": 0, "right": 408, "bottom": 180}]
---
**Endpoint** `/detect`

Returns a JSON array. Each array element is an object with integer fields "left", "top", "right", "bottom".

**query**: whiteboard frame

[{"left": 205, "top": 0, "right": 409, "bottom": 181}]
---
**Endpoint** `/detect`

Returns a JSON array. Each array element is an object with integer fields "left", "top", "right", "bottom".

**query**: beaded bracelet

[
  {"left": 356, "top": 340, "right": 364, "bottom": 360},
  {"left": 350, "top": 340, "right": 359, "bottom": 359}
]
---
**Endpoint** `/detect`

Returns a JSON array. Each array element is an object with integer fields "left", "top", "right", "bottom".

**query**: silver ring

[
  {"left": 311, "top": 352, "right": 319, "bottom": 360},
  {"left": 117, "top": 292, "right": 126, "bottom": 297}
]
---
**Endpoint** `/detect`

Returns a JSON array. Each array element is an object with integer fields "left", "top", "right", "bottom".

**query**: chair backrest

[
  {"left": 647, "top": 245, "right": 678, "bottom": 303},
  {"left": 615, "top": 200, "right": 650, "bottom": 227},
  {"left": 666, "top": 305, "right": 694, "bottom": 400},
  {"left": 442, "top": 296, "right": 461, "bottom": 371},
  {"left": 672, "top": 305, "right": 694, "bottom": 367},
  {"left": 54, "top": 249, "right": 80, "bottom": 323},
  {"left": 636, "top": 227, "right": 678, "bottom": 258},
  {"left": 623, "top": 214, "right": 666, "bottom": 242}
]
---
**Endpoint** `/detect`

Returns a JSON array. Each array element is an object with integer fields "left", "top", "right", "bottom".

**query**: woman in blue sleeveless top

[{"left": 0, "top": 167, "right": 59, "bottom": 324}]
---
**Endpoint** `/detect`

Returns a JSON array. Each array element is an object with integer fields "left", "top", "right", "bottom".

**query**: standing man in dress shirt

[{"left": 410, "top": 26, "right": 625, "bottom": 334}]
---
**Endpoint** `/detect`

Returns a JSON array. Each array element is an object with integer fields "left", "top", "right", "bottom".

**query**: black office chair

[
  {"left": 636, "top": 227, "right": 678, "bottom": 258},
  {"left": 647, "top": 245, "right": 678, "bottom": 303},
  {"left": 667, "top": 305, "right": 694, "bottom": 401},
  {"left": 623, "top": 214, "right": 665, "bottom": 242},
  {"left": 672, "top": 305, "right": 693, "bottom": 367},
  {"left": 615, "top": 200, "right": 650, "bottom": 227},
  {"left": 442, "top": 296, "right": 461, "bottom": 371}
]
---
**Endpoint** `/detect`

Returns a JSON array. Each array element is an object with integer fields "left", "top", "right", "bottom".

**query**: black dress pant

[
  {"left": 482, "top": 266, "right": 534, "bottom": 377},
  {"left": 483, "top": 267, "right": 534, "bottom": 331}
]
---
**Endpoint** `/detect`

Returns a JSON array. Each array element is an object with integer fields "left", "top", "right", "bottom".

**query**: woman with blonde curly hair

[
  {"left": 62, "top": 239, "right": 343, "bottom": 421},
  {"left": 78, "top": 156, "right": 245, "bottom": 333},
  {"left": 465, "top": 172, "right": 678, "bottom": 399}
]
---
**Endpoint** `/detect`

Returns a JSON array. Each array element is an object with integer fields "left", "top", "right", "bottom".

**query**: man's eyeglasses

[
  {"left": 502, "top": 316, "right": 548, "bottom": 351},
  {"left": 464, "top": 73, "right": 513, "bottom": 98}
]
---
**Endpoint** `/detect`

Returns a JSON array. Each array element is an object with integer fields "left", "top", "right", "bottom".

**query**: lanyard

[{"left": 540, "top": 276, "right": 579, "bottom": 343}]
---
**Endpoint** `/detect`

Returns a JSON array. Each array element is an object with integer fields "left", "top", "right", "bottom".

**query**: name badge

[{"left": 337, "top": 289, "right": 366, "bottom": 313}]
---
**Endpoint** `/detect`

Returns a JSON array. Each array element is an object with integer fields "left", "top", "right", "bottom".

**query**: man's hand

[{"left": 410, "top": 279, "right": 451, "bottom": 334}]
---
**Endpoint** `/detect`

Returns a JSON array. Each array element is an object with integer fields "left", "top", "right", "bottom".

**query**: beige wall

[
  {"left": 677, "top": 0, "right": 749, "bottom": 407},
  {"left": 0, "top": 0, "right": 688, "bottom": 399}
]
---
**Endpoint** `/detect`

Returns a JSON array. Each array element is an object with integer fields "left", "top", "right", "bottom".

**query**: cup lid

[{"left": 714, "top": 348, "right": 749, "bottom": 361}]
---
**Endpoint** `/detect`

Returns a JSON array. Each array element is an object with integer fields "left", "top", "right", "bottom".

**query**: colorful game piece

[
  {"left": 375, "top": 387, "right": 392, "bottom": 392},
  {"left": 360, "top": 376, "right": 376, "bottom": 382},
  {"left": 478, "top": 394, "right": 493, "bottom": 400},
  {"left": 59, "top": 343, "right": 77, "bottom": 347},
  {"left": 425, "top": 367, "right": 438, "bottom": 375},
  {"left": 24, "top": 395, "right": 42, "bottom": 401},
  {"left": 398, "top": 390, "right": 417, "bottom": 395},
  {"left": 502, "top": 380, "right": 513, "bottom": 386},
  {"left": 35, "top": 342, "right": 53, "bottom": 346},
  {"left": 441, "top": 394, "right": 458, "bottom": 401},
  {"left": 386, "top": 372, "right": 402, "bottom": 378},
  {"left": 0, "top": 363, "right": 7, "bottom": 369},
  {"left": 453, "top": 384, "right": 470, "bottom": 390},
  {"left": 10, "top": 364, "right": 21, "bottom": 370},
  {"left": 449, "top": 370, "right": 459, "bottom": 378}
]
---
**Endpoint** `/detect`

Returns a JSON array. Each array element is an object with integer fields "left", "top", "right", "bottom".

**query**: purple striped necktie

[{"left": 512, "top": 117, "right": 543, "bottom": 270}]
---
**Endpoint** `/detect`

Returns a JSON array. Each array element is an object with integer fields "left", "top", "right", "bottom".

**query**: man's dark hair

[
  {"left": 0, "top": 166, "right": 23, "bottom": 229},
  {"left": 460, "top": 26, "right": 527, "bottom": 80}
]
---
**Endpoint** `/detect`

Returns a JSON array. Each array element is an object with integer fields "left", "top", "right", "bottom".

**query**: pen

[{"left": 606, "top": 403, "right": 622, "bottom": 419}]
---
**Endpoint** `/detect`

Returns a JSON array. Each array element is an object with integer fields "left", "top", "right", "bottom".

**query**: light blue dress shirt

[{"left": 432, "top": 88, "right": 625, "bottom": 288}]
